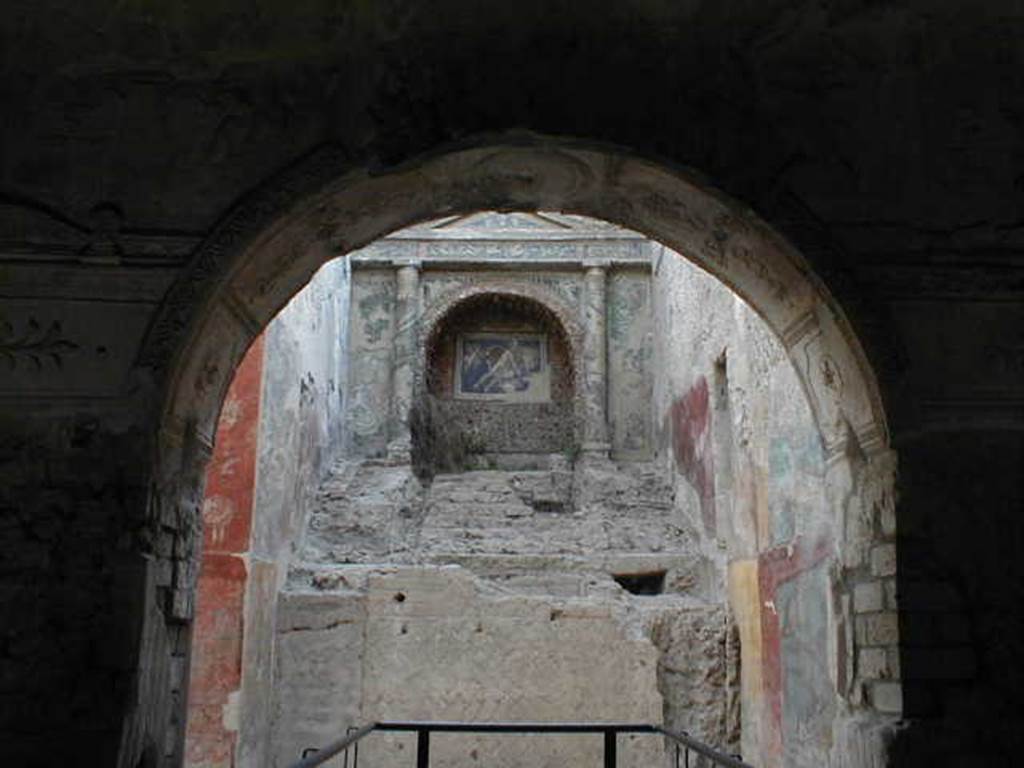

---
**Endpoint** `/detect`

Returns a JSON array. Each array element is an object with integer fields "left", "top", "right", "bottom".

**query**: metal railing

[{"left": 290, "top": 720, "right": 754, "bottom": 768}]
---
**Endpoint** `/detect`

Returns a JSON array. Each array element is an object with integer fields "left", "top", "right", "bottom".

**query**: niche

[
  {"left": 613, "top": 570, "right": 667, "bottom": 596},
  {"left": 414, "top": 293, "right": 577, "bottom": 473}
]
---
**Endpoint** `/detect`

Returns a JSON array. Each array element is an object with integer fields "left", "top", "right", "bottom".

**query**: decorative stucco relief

[
  {"left": 422, "top": 272, "right": 584, "bottom": 319},
  {"left": 0, "top": 317, "right": 78, "bottom": 372},
  {"left": 0, "top": 302, "right": 153, "bottom": 397},
  {"left": 419, "top": 278, "right": 585, "bottom": 373}
]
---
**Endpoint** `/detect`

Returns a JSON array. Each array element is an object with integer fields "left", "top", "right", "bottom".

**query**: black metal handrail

[
  {"left": 292, "top": 723, "right": 375, "bottom": 768},
  {"left": 289, "top": 720, "right": 754, "bottom": 768}
]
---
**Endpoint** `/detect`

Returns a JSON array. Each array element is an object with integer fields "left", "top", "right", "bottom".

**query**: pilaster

[
  {"left": 581, "top": 262, "right": 610, "bottom": 459},
  {"left": 388, "top": 259, "right": 421, "bottom": 462}
]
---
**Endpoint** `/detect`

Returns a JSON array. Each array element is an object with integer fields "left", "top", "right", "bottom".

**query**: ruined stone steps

[
  {"left": 301, "top": 460, "right": 425, "bottom": 564},
  {"left": 297, "top": 458, "right": 692, "bottom": 573}
]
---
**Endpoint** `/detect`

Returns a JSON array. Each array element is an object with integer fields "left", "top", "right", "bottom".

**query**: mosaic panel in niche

[{"left": 456, "top": 333, "right": 550, "bottom": 402}]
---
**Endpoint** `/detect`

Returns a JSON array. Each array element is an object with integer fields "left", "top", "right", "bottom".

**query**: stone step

[{"left": 297, "top": 458, "right": 692, "bottom": 566}]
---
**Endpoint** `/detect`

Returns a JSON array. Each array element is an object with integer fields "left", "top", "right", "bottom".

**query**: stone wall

[
  {"left": 274, "top": 567, "right": 670, "bottom": 768},
  {"left": 271, "top": 456, "right": 732, "bottom": 767},
  {"left": 241, "top": 256, "right": 351, "bottom": 765}
]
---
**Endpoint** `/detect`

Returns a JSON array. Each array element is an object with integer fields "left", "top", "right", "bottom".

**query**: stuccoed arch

[
  {"left": 137, "top": 134, "right": 899, "bottom": 768},
  {"left": 145, "top": 138, "right": 887, "bottom": 457}
]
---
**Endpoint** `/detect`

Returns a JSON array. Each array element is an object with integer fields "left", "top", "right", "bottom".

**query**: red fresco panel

[
  {"left": 669, "top": 376, "right": 717, "bottom": 535},
  {"left": 757, "top": 535, "right": 831, "bottom": 762},
  {"left": 185, "top": 335, "right": 264, "bottom": 767}
]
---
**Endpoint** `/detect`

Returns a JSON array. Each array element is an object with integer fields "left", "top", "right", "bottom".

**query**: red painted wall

[
  {"left": 185, "top": 334, "right": 264, "bottom": 768},
  {"left": 756, "top": 535, "right": 831, "bottom": 761},
  {"left": 669, "top": 376, "right": 716, "bottom": 535}
]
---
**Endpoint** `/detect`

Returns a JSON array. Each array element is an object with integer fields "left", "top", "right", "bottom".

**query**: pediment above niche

[{"left": 388, "top": 210, "right": 644, "bottom": 241}]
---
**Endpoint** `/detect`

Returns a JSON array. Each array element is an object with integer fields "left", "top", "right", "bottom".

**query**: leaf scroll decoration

[{"left": 0, "top": 318, "right": 79, "bottom": 371}]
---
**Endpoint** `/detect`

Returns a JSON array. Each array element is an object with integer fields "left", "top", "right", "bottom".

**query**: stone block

[
  {"left": 167, "top": 587, "right": 193, "bottom": 622},
  {"left": 884, "top": 578, "right": 898, "bottom": 609},
  {"left": 856, "top": 612, "right": 899, "bottom": 647},
  {"left": 887, "top": 648, "right": 902, "bottom": 679},
  {"left": 169, "top": 654, "right": 187, "bottom": 688},
  {"left": 853, "top": 581, "right": 884, "bottom": 613},
  {"left": 880, "top": 502, "right": 897, "bottom": 538},
  {"left": 154, "top": 556, "right": 174, "bottom": 588},
  {"left": 155, "top": 530, "right": 176, "bottom": 558},
  {"left": 870, "top": 681, "right": 903, "bottom": 714},
  {"left": 858, "top": 648, "right": 890, "bottom": 679},
  {"left": 870, "top": 544, "right": 897, "bottom": 577}
]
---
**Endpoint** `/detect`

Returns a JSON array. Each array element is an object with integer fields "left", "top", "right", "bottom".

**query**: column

[
  {"left": 388, "top": 259, "right": 420, "bottom": 462},
  {"left": 582, "top": 262, "right": 610, "bottom": 457}
]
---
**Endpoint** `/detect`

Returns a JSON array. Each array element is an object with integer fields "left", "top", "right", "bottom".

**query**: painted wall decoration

[
  {"left": 185, "top": 333, "right": 264, "bottom": 768},
  {"left": 456, "top": 333, "right": 550, "bottom": 402},
  {"left": 668, "top": 376, "right": 716, "bottom": 536},
  {"left": 347, "top": 270, "right": 396, "bottom": 455},
  {"left": 608, "top": 270, "right": 653, "bottom": 455}
]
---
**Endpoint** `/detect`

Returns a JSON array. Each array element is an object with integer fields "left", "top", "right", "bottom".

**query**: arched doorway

[{"left": 141, "top": 137, "right": 898, "bottom": 768}]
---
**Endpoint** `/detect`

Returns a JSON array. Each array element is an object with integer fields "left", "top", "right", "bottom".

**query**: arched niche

[
  {"left": 421, "top": 286, "right": 584, "bottom": 399},
  {"left": 416, "top": 288, "right": 582, "bottom": 469}
]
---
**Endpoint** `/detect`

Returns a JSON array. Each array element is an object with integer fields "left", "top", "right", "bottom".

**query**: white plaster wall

[
  {"left": 237, "top": 256, "right": 352, "bottom": 766},
  {"left": 652, "top": 244, "right": 830, "bottom": 563},
  {"left": 652, "top": 245, "right": 837, "bottom": 766}
]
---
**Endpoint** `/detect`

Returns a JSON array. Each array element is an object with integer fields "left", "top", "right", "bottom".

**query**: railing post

[
  {"left": 604, "top": 729, "right": 617, "bottom": 768},
  {"left": 416, "top": 728, "right": 430, "bottom": 768}
]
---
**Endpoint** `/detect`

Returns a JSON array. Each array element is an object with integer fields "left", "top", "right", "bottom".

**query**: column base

[
  {"left": 578, "top": 441, "right": 612, "bottom": 466},
  {"left": 385, "top": 438, "right": 412, "bottom": 465}
]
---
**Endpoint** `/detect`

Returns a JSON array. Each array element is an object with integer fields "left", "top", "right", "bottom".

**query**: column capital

[{"left": 582, "top": 258, "right": 611, "bottom": 271}]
